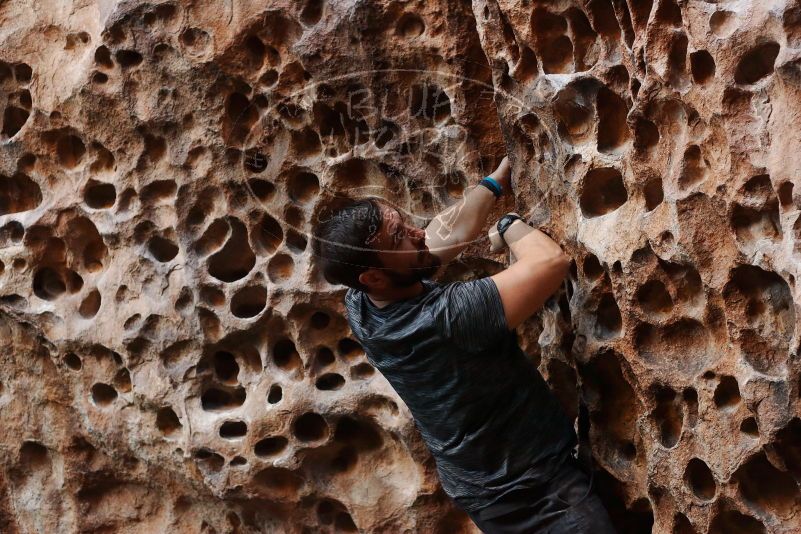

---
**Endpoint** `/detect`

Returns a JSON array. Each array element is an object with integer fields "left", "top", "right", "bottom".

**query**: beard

[{"left": 384, "top": 252, "right": 442, "bottom": 287}]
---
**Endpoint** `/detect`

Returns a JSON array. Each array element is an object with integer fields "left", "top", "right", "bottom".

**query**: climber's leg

[{"left": 466, "top": 455, "right": 616, "bottom": 534}]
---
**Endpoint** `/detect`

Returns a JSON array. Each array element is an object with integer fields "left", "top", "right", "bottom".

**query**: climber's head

[{"left": 312, "top": 196, "right": 441, "bottom": 292}]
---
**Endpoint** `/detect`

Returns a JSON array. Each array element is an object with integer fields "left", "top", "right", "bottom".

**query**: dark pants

[{"left": 465, "top": 455, "right": 617, "bottom": 533}]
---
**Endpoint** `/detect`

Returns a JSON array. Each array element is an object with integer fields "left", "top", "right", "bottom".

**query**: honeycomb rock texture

[{"left": 1, "top": 0, "right": 801, "bottom": 532}]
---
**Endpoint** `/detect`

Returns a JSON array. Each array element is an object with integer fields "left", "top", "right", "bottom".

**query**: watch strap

[
  {"left": 497, "top": 213, "right": 523, "bottom": 240},
  {"left": 479, "top": 176, "right": 502, "bottom": 198}
]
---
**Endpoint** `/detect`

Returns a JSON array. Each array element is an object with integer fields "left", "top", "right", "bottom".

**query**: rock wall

[{"left": 0, "top": 0, "right": 800, "bottom": 533}]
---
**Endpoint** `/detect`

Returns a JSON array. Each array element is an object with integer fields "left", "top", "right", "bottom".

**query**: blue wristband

[{"left": 480, "top": 176, "right": 502, "bottom": 198}]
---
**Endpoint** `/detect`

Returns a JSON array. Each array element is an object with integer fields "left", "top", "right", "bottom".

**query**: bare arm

[
  {"left": 490, "top": 220, "right": 570, "bottom": 329},
  {"left": 425, "top": 158, "right": 510, "bottom": 266}
]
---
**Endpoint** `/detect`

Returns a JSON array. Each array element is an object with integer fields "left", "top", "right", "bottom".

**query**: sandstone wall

[{"left": 0, "top": 0, "right": 800, "bottom": 533}]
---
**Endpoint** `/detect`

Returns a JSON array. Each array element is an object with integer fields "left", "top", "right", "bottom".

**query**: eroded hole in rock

[
  {"left": 667, "top": 32, "right": 690, "bottom": 89},
  {"left": 156, "top": 407, "right": 182, "bottom": 436},
  {"left": 2, "top": 104, "right": 30, "bottom": 138},
  {"left": 254, "top": 467, "right": 304, "bottom": 499},
  {"left": 273, "top": 339, "right": 302, "bottom": 371},
  {"left": 309, "top": 311, "right": 331, "bottom": 330},
  {"left": 709, "top": 507, "right": 765, "bottom": 534},
  {"left": 334, "top": 416, "right": 383, "bottom": 452},
  {"left": 194, "top": 218, "right": 229, "bottom": 256},
  {"left": 690, "top": 50, "right": 715, "bottom": 84},
  {"left": 293, "top": 412, "right": 329, "bottom": 442},
  {"left": 115, "top": 49, "right": 142, "bottom": 67},
  {"left": 678, "top": 145, "right": 707, "bottom": 189},
  {"left": 207, "top": 218, "right": 256, "bottom": 282},
  {"left": 0, "top": 174, "right": 41, "bottom": 215},
  {"left": 242, "top": 148, "right": 268, "bottom": 173},
  {"left": 583, "top": 254, "right": 604, "bottom": 279},
  {"left": 778, "top": 181, "right": 794, "bottom": 207},
  {"left": 710, "top": 10, "right": 735, "bottom": 38},
  {"left": 672, "top": 513, "right": 696, "bottom": 534},
  {"left": 287, "top": 170, "right": 320, "bottom": 203},
  {"left": 219, "top": 420, "right": 247, "bottom": 439},
  {"left": 633, "top": 117, "right": 660, "bottom": 154},
  {"left": 201, "top": 386, "right": 246, "bottom": 411},
  {"left": 774, "top": 417, "right": 801, "bottom": 478},
  {"left": 651, "top": 386, "right": 682, "bottom": 448},
  {"left": 723, "top": 265, "right": 794, "bottom": 374},
  {"left": 248, "top": 178, "right": 275, "bottom": 203},
  {"left": 199, "top": 285, "right": 225, "bottom": 307},
  {"left": 267, "top": 384, "right": 283, "bottom": 404},
  {"left": 397, "top": 13, "right": 425, "bottom": 39},
  {"left": 654, "top": 0, "right": 681, "bottom": 27},
  {"left": 337, "top": 338, "right": 364, "bottom": 360},
  {"left": 531, "top": 8, "right": 573, "bottom": 74},
  {"left": 644, "top": 177, "right": 664, "bottom": 211},
  {"left": 596, "top": 87, "right": 630, "bottom": 153},
  {"left": 735, "top": 42, "right": 780, "bottom": 85},
  {"left": 350, "top": 362, "right": 375, "bottom": 380},
  {"left": 684, "top": 458, "right": 716, "bottom": 501},
  {"left": 268, "top": 253, "right": 294, "bottom": 282},
  {"left": 33, "top": 267, "right": 66, "bottom": 300},
  {"left": 214, "top": 351, "right": 239, "bottom": 384},
  {"left": 140, "top": 179, "right": 177, "bottom": 204},
  {"left": 567, "top": 8, "right": 600, "bottom": 71},
  {"left": 734, "top": 451, "right": 799, "bottom": 515},
  {"left": 78, "top": 289, "right": 101, "bottom": 318},
  {"left": 114, "top": 368, "right": 131, "bottom": 393},
  {"left": 713, "top": 375, "right": 740, "bottom": 408},
  {"left": 18, "top": 440, "right": 49, "bottom": 470},
  {"left": 147, "top": 235, "right": 179, "bottom": 262},
  {"left": 91, "top": 383, "right": 117, "bottom": 406},
  {"left": 579, "top": 168, "right": 628, "bottom": 217},
  {"left": 64, "top": 352, "right": 82, "bottom": 370},
  {"left": 315, "top": 347, "right": 336, "bottom": 370},
  {"left": 410, "top": 84, "right": 451, "bottom": 123},
  {"left": 244, "top": 35, "right": 266, "bottom": 67},
  {"left": 587, "top": 0, "right": 620, "bottom": 38},
  {"left": 594, "top": 292, "right": 622, "bottom": 340},
  {"left": 580, "top": 350, "right": 640, "bottom": 463},
  {"left": 300, "top": 0, "right": 324, "bottom": 25},
  {"left": 57, "top": 134, "right": 86, "bottom": 168},
  {"left": 740, "top": 417, "right": 759, "bottom": 437},
  {"left": 255, "top": 436, "right": 288, "bottom": 457},
  {"left": 84, "top": 181, "right": 116, "bottom": 209},
  {"left": 636, "top": 280, "right": 673, "bottom": 314},
  {"left": 286, "top": 229, "right": 308, "bottom": 253},
  {"left": 193, "top": 448, "right": 224, "bottom": 472},
  {"left": 316, "top": 373, "right": 345, "bottom": 391},
  {"left": 230, "top": 285, "right": 267, "bottom": 318}
]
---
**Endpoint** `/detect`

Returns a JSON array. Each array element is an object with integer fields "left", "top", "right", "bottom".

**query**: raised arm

[{"left": 424, "top": 157, "right": 511, "bottom": 266}]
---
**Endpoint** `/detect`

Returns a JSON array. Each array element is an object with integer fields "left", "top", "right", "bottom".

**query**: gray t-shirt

[{"left": 344, "top": 276, "right": 576, "bottom": 513}]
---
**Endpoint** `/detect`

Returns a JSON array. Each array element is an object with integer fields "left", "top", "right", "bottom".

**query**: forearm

[
  {"left": 426, "top": 182, "right": 496, "bottom": 252},
  {"left": 503, "top": 220, "right": 567, "bottom": 261}
]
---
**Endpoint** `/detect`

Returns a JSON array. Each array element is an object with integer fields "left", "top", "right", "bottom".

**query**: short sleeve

[{"left": 438, "top": 277, "right": 511, "bottom": 351}]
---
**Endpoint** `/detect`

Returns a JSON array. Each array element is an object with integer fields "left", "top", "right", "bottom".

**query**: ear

[{"left": 358, "top": 268, "right": 386, "bottom": 290}]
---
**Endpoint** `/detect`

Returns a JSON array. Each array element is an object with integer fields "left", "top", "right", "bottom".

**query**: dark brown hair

[{"left": 311, "top": 196, "right": 385, "bottom": 291}]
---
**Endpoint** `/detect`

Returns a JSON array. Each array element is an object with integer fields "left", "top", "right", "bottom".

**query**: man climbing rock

[{"left": 312, "top": 157, "right": 616, "bottom": 533}]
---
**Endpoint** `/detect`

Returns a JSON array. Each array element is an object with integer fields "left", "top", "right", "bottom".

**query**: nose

[{"left": 411, "top": 226, "right": 426, "bottom": 243}]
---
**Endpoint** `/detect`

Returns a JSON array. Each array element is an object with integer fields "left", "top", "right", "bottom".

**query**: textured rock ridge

[{"left": 0, "top": 0, "right": 800, "bottom": 532}]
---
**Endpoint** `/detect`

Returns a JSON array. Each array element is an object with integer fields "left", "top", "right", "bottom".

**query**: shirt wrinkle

[{"left": 344, "top": 277, "right": 576, "bottom": 514}]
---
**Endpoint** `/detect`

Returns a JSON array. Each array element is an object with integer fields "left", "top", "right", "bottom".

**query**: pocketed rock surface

[{"left": 1, "top": 0, "right": 800, "bottom": 532}]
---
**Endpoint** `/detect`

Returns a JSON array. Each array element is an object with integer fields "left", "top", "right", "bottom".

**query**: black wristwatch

[{"left": 497, "top": 213, "right": 523, "bottom": 241}]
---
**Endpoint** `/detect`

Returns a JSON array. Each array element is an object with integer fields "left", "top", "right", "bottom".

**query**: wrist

[
  {"left": 501, "top": 219, "right": 531, "bottom": 245},
  {"left": 479, "top": 176, "right": 503, "bottom": 198}
]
